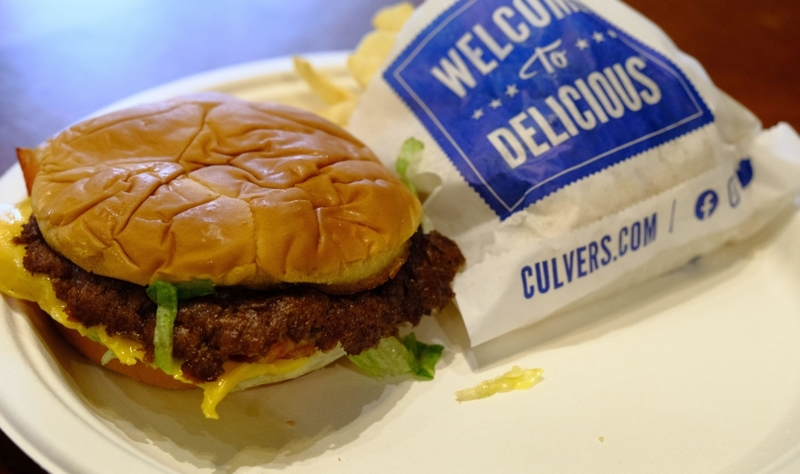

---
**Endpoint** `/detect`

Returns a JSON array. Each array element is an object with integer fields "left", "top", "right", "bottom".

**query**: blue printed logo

[
  {"left": 384, "top": 0, "right": 714, "bottom": 219},
  {"left": 695, "top": 190, "right": 718, "bottom": 220},
  {"left": 736, "top": 158, "right": 753, "bottom": 188}
]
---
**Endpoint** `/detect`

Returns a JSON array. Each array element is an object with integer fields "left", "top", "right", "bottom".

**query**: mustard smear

[{"left": 455, "top": 366, "right": 544, "bottom": 402}]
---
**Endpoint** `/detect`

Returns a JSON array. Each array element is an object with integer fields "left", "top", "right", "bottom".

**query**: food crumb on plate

[{"left": 455, "top": 366, "right": 543, "bottom": 402}]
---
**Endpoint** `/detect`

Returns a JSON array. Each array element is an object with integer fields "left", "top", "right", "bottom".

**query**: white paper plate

[{"left": 3, "top": 51, "right": 800, "bottom": 474}]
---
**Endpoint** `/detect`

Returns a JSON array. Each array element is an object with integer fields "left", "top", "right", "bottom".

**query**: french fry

[
  {"left": 292, "top": 56, "right": 355, "bottom": 106},
  {"left": 348, "top": 2, "right": 414, "bottom": 88},
  {"left": 293, "top": 3, "right": 414, "bottom": 125},
  {"left": 317, "top": 97, "right": 358, "bottom": 126},
  {"left": 372, "top": 2, "right": 414, "bottom": 32}
]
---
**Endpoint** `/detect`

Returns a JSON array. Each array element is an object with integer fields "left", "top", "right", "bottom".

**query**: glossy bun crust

[{"left": 29, "top": 94, "right": 422, "bottom": 291}]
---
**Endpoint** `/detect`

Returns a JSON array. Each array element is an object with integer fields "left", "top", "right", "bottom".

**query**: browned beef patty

[{"left": 15, "top": 217, "right": 464, "bottom": 382}]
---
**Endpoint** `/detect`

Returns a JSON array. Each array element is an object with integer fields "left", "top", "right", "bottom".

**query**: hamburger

[{"left": 0, "top": 93, "right": 464, "bottom": 418}]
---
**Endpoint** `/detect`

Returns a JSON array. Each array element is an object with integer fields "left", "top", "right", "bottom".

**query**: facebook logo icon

[{"left": 695, "top": 190, "right": 719, "bottom": 220}]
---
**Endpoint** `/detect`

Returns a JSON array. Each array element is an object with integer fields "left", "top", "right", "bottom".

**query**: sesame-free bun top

[{"left": 29, "top": 93, "right": 422, "bottom": 291}]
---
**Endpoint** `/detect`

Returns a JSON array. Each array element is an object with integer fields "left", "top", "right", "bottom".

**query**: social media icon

[
  {"left": 695, "top": 190, "right": 719, "bottom": 220},
  {"left": 728, "top": 176, "right": 741, "bottom": 208},
  {"left": 736, "top": 158, "right": 754, "bottom": 188}
]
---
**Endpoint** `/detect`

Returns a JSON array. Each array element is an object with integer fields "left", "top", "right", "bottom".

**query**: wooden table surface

[{"left": 0, "top": 0, "right": 798, "bottom": 472}]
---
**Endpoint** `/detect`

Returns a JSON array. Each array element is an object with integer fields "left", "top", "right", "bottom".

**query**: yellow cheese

[
  {"left": 0, "top": 201, "right": 308, "bottom": 418},
  {"left": 455, "top": 366, "right": 544, "bottom": 402},
  {"left": 0, "top": 201, "right": 143, "bottom": 365},
  {"left": 199, "top": 357, "right": 310, "bottom": 419}
]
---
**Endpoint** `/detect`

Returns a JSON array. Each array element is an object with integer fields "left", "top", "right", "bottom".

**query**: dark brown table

[{"left": 1, "top": 0, "right": 798, "bottom": 472}]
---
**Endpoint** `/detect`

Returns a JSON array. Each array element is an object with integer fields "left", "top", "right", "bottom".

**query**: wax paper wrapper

[{"left": 347, "top": 0, "right": 800, "bottom": 346}]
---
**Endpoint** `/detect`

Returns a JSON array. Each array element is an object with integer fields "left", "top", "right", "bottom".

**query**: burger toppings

[
  {"left": 395, "top": 137, "right": 425, "bottom": 196},
  {"left": 145, "top": 279, "right": 215, "bottom": 374},
  {"left": 15, "top": 216, "right": 464, "bottom": 383},
  {"left": 349, "top": 332, "right": 444, "bottom": 380}
]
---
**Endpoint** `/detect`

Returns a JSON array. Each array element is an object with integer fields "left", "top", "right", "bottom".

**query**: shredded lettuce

[
  {"left": 100, "top": 349, "right": 117, "bottom": 366},
  {"left": 348, "top": 333, "right": 443, "bottom": 380},
  {"left": 146, "top": 281, "right": 179, "bottom": 373},
  {"left": 172, "top": 279, "right": 216, "bottom": 300},
  {"left": 86, "top": 328, "right": 102, "bottom": 344},
  {"left": 402, "top": 332, "right": 443, "bottom": 380},
  {"left": 146, "top": 279, "right": 215, "bottom": 374},
  {"left": 396, "top": 137, "right": 424, "bottom": 195},
  {"left": 348, "top": 337, "right": 409, "bottom": 378}
]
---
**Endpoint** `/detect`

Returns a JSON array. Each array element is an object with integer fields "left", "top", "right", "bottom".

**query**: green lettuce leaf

[
  {"left": 173, "top": 279, "right": 216, "bottom": 300},
  {"left": 100, "top": 349, "right": 117, "bottom": 366},
  {"left": 396, "top": 137, "right": 424, "bottom": 196},
  {"left": 402, "top": 332, "right": 444, "bottom": 380},
  {"left": 146, "top": 280, "right": 179, "bottom": 373},
  {"left": 146, "top": 279, "right": 215, "bottom": 374},
  {"left": 348, "top": 333, "right": 443, "bottom": 380}
]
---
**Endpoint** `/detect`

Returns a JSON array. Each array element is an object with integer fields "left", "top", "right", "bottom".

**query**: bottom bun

[
  {"left": 55, "top": 324, "right": 192, "bottom": 389},
  {"left": 231, "top": 345, "right": 346, "bottom": 392},
  {"left": 55, "top": 322, "right": 347, "bottom": 392}
]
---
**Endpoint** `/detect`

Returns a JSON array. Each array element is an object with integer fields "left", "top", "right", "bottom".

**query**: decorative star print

[
  {"left": 575, "top": 38, "right": 589, "bottom": 50},
  {"left": 505, "top": 84, "right": 519, "bottom": 98},
  {"left": 472, "top": 108, "right": 484, "bottom": 120},
  {"left": 490, "top": 98, "right": 502, "bottom": 109},
  {"left": 592, "top": 31, "right": 605, "bottom": 42}
]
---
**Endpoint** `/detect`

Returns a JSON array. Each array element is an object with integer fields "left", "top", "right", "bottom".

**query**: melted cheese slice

[
  {"left": 199, "top": 358, "right": 310, "bottom": 419},
  {"left": 0, "top": 201, "right": 143, "bottom": 365},
  {"left": 0, "top": 201, "right": 314, "bottom": 419}
]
